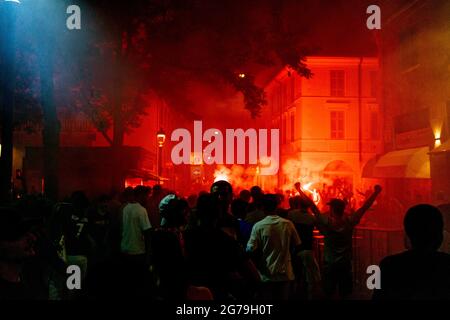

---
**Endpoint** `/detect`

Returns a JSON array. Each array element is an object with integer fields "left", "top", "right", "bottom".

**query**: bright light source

[
  {"left": 157, "top": 128, "right": 166, "bottom": 147},
  {"left": 435, "top": 137, "right": 441, "bottom": 148},
  {"left": 214, "top": 131, "right": 219, "bottom": 135},
  {"left": 238, "top": 73, "right": 246, "bottom": 79},
  {"left": 433, "top": 127, "right": 442, "bottom": 148}
]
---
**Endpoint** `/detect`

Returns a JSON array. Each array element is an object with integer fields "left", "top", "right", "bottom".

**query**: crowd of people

[{"left": 1, "top": 181, "right": 449, "bottom": 300}]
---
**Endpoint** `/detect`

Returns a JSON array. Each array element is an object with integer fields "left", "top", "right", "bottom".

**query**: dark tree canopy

[{"left": 67, "top": 0, "right": 313, "bottom": 143}]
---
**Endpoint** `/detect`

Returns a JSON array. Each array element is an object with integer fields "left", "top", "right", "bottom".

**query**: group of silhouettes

[{"left": 0, "top": 181, "right": 449, "bottom": 300}]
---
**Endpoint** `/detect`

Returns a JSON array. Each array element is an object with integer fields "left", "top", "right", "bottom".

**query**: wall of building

[{"left": 264, "top": 56, "right": 381, "bottom": 193}]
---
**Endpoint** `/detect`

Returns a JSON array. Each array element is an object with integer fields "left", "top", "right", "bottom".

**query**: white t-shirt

[
  {"left": 121, "top": 202, "right": 152, "bottom": 255},
  {"left": 247, "top": 215, "right": 301, "bottom": 282}
]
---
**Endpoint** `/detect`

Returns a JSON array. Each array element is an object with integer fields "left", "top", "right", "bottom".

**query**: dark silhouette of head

[
  {"left": 262, "top": 194, "right": 279, "bottom": 215},
  {"left": 231, "top": 198, "right": 248, "bottom": 220},
  {"left": 122, "top": 187, "right": 135, "bottom": 203},
  {"left": 404, "top": 204, "right": 443, "bottom": 251},
  {"left": 327, "top": 198, "right": 346, "bottom": 217},
  {"left": 196, "top": 193, "right": 220, "bottom": 228},
  {"left": 152, "top": 184, "right": 162, "bottom": 195},
  {"left": 165, "top": 198, "right": 188, "bottom": 228},
  {"left": 239, "top": 189, "right": 251, "bottom": 203},
  {"left": 134, "top": 186, "right": 151, "bottom": 206},
  {"left": 289, "top": 196, "right": 298, "bottom": 210},
  {"left": 289, "top": 195, "right": 311, "bottom": 211},
  {"left": 250, "top": 186, "right": 263, "bottom": 199},
  {"left": 210, "top": 180, "right": 233, "bottom": 214},
  {"left": 70, "top": 190, "right": 89, "bottom": 208}
]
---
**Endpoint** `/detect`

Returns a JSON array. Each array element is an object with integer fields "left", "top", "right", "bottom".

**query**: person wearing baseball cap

[{"left": 299, "top": 185, "right": 382, "bottom": 299}]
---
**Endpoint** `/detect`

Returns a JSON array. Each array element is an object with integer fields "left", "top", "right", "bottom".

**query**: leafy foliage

[{"left": 68, "top": 0, "right": 314, "bottom": 142}]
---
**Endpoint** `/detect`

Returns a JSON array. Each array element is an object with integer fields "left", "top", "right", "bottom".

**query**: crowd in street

[{"left": 1, "top": 181, "right": 450, "bottom": 300}]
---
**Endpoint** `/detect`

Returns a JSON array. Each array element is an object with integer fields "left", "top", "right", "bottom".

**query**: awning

[
  {"left": 369, "top": 147, "right": 430, "bottom": 179},
  {"left": 361, "top": 157, "right": 377, "bottom": 178}
]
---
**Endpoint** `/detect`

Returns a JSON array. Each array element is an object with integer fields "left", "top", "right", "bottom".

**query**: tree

[
  {"left": 71, "top": 0, "right": 313, "bottom": 133},
  {"left": 67, "top": 0, "right": 314, "bottom": 191}
]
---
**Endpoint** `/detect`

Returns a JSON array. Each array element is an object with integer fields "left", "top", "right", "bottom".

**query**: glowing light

[
  {"left": 300, "top": 181, "right": 321, "bottom": 205},
  {"left": 433, "top": 128, "right": 442, "bottom": 148},
  {"left": 238, "top": 73, "right": 246, "bottom": 79},
  {"left": 435, "top": 137, "right": 441, "bottom": 148},
  {"left": 157, "top": 128, "right": 166, "bottom": 147},
  {"left": 213, "top": 166, "right": 230, "bottom": 183}
]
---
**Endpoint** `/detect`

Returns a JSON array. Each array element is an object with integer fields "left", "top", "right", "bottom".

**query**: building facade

[
  {"left": 375, "top": 0, "right": 450, "bottom": 208},
  {"left": 12, "top": 92, "right": 192, "bottom": 197},
  {"left": 263, "top": 56, "right": 381, "bottom": 197}
]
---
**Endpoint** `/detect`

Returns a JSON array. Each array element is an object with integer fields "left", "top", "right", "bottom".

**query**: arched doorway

[{"left": 322, "top": 160, "right": 354, "bottom": 199}]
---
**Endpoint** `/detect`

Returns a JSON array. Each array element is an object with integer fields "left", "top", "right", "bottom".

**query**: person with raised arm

[{"left": 298, "top": 184, "right": 382, "bottom": 299}]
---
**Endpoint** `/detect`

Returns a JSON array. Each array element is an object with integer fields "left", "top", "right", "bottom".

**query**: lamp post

[
  {"left": 0, "top": 0, "right": 20, "bottom": 202},
  {"left": 156, "top": 128, "right": 166, "bottom": 184}
]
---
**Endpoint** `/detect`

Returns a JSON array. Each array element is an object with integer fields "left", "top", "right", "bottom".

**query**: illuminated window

[
  {"left": 330, "top": 111, "right": 345, "bottom": 139},
  {"left": 330, "top": 70, "right": 345, "bottom": 97}
]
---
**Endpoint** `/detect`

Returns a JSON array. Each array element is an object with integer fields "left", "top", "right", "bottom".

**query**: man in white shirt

[
  {"left": 120, "top": 186, "right": 152, "bottom": 297},
  {"left": 247, "top": 194, "right": 301, "bottom": 300}
]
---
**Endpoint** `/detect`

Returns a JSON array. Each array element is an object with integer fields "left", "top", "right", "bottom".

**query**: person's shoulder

[
  {"left": 287, "top": 209, "right": 299, "bottom": 218},
  {"left": 133, "top": 203, "right": 148, "bottom": 214},
  {"left": 434, "top": 251, "right": 450, "bottom": 264},
  {"left": 279, "top": 216, "right": 294, "bottom": 225},
  {"left": 380, "top": 250, "right": 416, "bottom": 269}
]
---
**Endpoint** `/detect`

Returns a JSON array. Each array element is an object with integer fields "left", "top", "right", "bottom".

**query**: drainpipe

[{"left": 358, "top": 57, "right": 363, "bottom": 166}]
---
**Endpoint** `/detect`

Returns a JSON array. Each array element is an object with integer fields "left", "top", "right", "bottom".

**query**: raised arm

[{"left": 351, "top": 185, "right": 382, "bottom": 225}]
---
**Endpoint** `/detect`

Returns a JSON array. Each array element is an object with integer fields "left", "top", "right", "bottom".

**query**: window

[
  {"left": 370, "top": 112, "right": 379, "bottom": 139},
  {"left": 290, "top": 112, "right": 295, "bottom": 142},
  {"left": 330, "top": 111, "right": 345, "bottom": 139},
  {"left": 282, "top": 115, "right": 287, "bottom": 144},
  {"left": 370, "top": 71, "right": 378, "bottom": 98},
  {"left": 330, "top": 70, "right": 345, "bottom": 97}
]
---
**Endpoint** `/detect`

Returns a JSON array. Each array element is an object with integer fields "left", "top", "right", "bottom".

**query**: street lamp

[{"left": 156, "top": 128, "right": 166, "bottom": 183}]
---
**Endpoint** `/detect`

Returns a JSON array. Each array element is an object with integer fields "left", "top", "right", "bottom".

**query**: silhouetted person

[
  {"left": 245, "top": 186, "right": 265, "bottom": 224},
  {"left": 231, "top": 198, "right": 253, "bottom": 247},
  {"left": 247, "top": 194, "right": 301, "bottom": 300},
  {"left": 287, "top": 195, "right": 321, "bottom": 300},
  {"left": 184, "top": 192, "right": 260, "bottom": 300},
  {"left": 211, "top": 180, "right": 239, "bottom": 240},
  {"left": 239, "top": 189, "right": 251, "bottom": 203},
  {"left": 146, "top": 184, "right": 164, "bottom": 228},
  {"left": 120, "top": 186, "right": 152, "bottom": 298},
  {"left": 305, "top": 185, "right": 382, "bottom": 299},
  {"left": 373, "top": 204, "right": 450, "bottom": 300},
  {"left": 0, "top": 207, "right": 40, "bottom": 300}
]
